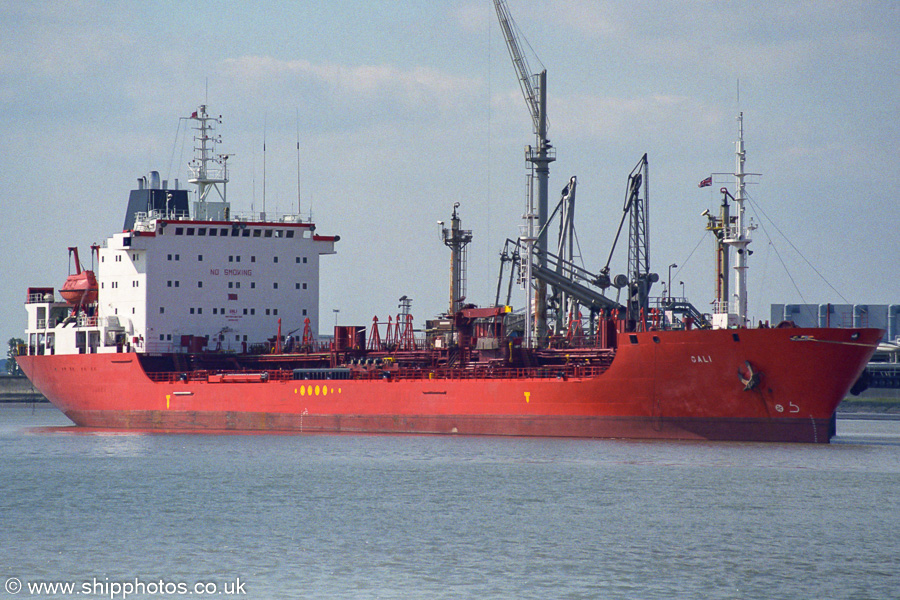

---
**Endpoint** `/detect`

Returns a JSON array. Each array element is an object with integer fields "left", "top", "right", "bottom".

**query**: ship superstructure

[{"left": 23, "top": 106, "right": 337, "bottom": 358}]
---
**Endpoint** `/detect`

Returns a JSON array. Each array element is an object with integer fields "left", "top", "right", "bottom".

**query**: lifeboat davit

[{"left": 60, "top": 246, "right": 99, "bottom": 307}]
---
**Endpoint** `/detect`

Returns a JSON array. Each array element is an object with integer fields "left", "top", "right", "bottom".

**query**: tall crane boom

[
  {"left": 493, "top": 0, "right": 555, "bottom": 343},
  {"left": 494, "top": 0, "right": 540, "bottom": 134}
]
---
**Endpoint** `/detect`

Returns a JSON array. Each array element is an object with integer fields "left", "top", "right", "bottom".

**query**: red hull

[{"left": 17, "top": 327, "right": 881, "bottom": 443}]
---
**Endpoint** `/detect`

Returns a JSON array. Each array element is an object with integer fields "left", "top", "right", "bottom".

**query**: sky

[{"left": 2, "top": 0, "right": 899, "bottom": 344}]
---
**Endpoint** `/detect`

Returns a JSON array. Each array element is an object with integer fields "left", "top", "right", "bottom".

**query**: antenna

[
  {"left": 296, "top": 108, "right": 302, "bottom": 217},
  {"left": 251, "top": 146, "right": 256, "bottom": 213},
  {"left": 262, "top": 113, "right": 267, "bottom": 218}
]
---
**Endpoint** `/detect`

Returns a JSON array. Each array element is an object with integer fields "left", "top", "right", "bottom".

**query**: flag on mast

[{"left": 698, "top": 176, "right": 712, "bottom": 188}]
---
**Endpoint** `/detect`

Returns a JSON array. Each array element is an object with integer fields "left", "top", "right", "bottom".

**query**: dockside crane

[{"left": 494, "top": 0, "right": 555, "bottom": 345}]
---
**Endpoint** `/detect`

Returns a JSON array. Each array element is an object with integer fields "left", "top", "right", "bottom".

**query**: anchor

[{"left": 738, "top": 360, "right": 761, "bottom": 391}]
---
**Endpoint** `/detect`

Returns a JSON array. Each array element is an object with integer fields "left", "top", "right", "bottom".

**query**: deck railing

[
  {"left": 27, "top": 292, "right": 54, "bottom": 304},
  {"left": 144, "top": 363, "right": 611, "bottom": 384},
  {"left": 77, "top": 315, "right": 98, "bottom": 327}
]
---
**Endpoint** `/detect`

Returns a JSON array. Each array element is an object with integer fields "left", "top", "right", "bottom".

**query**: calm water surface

[{"left": 1, "top": 404, "right": 898, "bottom": 600}]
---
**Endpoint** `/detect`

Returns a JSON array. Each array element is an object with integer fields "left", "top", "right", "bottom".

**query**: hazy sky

[{"left": 2, "top": 0, "right": 898, "bottom": 344}]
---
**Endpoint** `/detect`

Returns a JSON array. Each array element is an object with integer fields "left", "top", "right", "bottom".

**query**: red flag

[
  {"left": 698, "top": 176, "right": 712, "bottom": 188},
  {"left": 190, "top": 111, "right": 198, "bottom": 118}
]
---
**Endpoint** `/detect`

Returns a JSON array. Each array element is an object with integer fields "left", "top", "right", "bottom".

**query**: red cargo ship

[
  {"left": 15, "top": 326, "right": 881, "bottom": 443},
  {"left": 15, "top": 4, "right": 881, "bottom": 442}
]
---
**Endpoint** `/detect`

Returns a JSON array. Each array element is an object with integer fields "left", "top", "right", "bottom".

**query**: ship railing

[
  {"left": 143, "top": 364, "right": 611, "bottom": 384},
  {"left": 549, "top": 334, "right": 613, "bottom": 349},
  {"left": 145, "top": 369, "right": 295, "bottom": 384},
  {"left": 362, "top": 335, "right": 429, "bottom": 353},
  {"left": 711, "top": 299, "right": 731, "bottom": 315},
  {"left": 230, "top": 210, "right": 309, "bottom": 224},
  {"left": 77, "top": 315, "right": 98, "bottom": 327},
  {"left": 133, "top": 209, "right": 191, "bottom": 225},
  {"left": 27, "top": 292, "right": 54, "bottom": 304},
  {"left": 378, "top": 364, "right": 610, "bottom": 381},
  {"left": 34, "top": 318, "right": 62, "bottom": 330},
  {"left": 144, "top": 341, "right": 174, "bottom": 353},
  {"left": 146, "top": 371, "right": 210, "bottom": 383},
  {"left": 645, "top": 296, "right": 713, "bottom": 330}
]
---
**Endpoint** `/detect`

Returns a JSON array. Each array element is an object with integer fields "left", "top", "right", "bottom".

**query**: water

[{"left": 1, "top": 404, "right": 898, "bottom": 600}]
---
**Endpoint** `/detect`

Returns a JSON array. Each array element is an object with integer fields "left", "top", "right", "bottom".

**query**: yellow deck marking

[
  {"left": 166, "top": 394, "right": 171, "bottom": 409},
  {"left": 524, "top": 392, "right": 531, "bottom": 403}
]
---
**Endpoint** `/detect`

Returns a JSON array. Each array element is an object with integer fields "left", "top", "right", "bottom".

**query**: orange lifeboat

[{"left": 60, "top": 247, "right": 99, "bottom": 307}]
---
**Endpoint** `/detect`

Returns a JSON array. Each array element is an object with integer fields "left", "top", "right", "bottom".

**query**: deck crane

[
  {"left": 494, "top": 0, "right": 555, "bottom": 345},
  {"left": 595, "top": 154, "right": 658, "bottom": 330}
]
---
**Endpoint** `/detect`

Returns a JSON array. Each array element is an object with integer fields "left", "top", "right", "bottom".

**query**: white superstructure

[{"left": 23, "top": 106, "right": 337, "bottom": 357}]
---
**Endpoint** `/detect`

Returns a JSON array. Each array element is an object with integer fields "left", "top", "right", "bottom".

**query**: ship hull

[{"left": 17, "top": 327, "right": 881, "bottom": 443}]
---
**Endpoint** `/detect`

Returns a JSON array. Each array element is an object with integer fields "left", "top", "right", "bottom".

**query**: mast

[
  {"left": 187, "top": 105, "right": 228, "bottom": 205},
  {"left": 725, "top": 112, "right": 753, "bottom": 326},
  {"left": 520, "top": 181, "right": 537, "bottom": 348},
  {"left": 442, "top": 203, "right": 473, "bottom": 315},
  {"left": 715, "top": 193, "right": 730, "bottom": 311},
  {"left": 494, "top": 0, "right": 555, "bottom": 343},
  {"left": 705, "top": 113, "right": 757, "bottom": 328},
  {"left": 529, "top": 70, "right": 554, "bottom": 342},
  {"left": 626, "top": 154, "right": 653, "bottom": 326},
  {"left": 296, "top": 109, "right": 302, "bottom": 216},
  {"left": 262, "top": 118, "right": 267, "bottom": 219}
]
